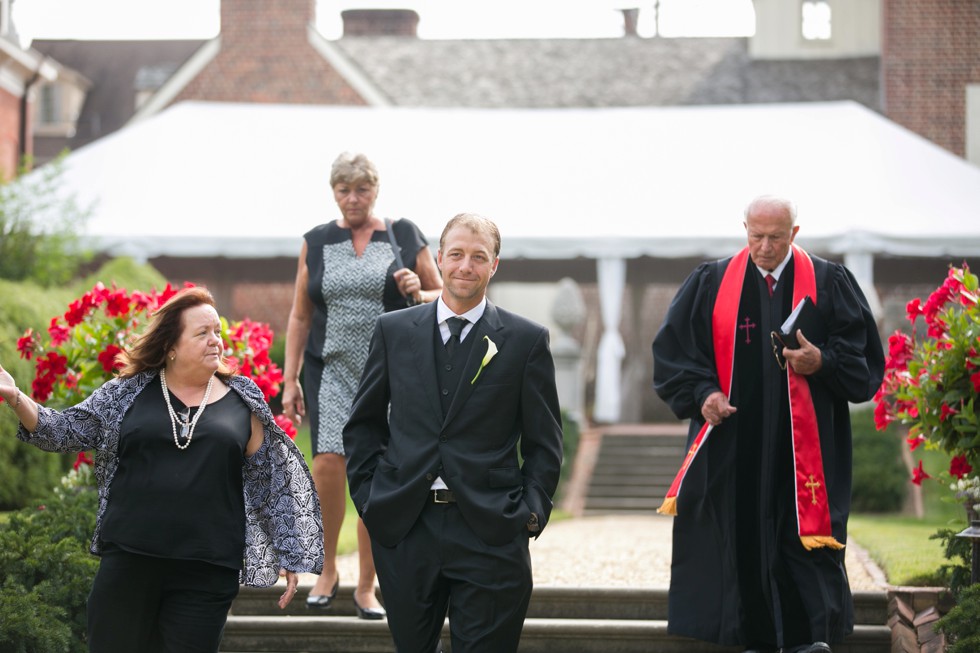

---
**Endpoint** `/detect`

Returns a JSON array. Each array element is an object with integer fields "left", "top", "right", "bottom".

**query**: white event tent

[{"left": 37, "top": 100, "right": 980, "bottom": 422}]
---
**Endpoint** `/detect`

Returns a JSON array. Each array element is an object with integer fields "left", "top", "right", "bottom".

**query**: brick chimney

[
  {"left": 221, "top": 0, "right": 313, "bottom": 43},
  {"left": 621, "top": 8, "right": 639, "bottom": 37},
  {"left": 341, "top": 9, "right": 420, "bottom": 37},
  {"left": 173, "top": 0, "right": 367, "bottom": 105}
]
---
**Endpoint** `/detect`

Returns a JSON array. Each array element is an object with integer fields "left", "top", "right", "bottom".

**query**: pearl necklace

[{"left": 160, "top": 369, "right": 215, "bottom": 450}]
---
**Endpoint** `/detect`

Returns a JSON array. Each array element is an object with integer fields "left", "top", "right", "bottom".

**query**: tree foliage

[{"left": 0, "top": 156, "right": 91, "bottom": 287}]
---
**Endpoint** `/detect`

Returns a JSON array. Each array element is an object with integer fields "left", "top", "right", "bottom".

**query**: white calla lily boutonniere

[{"left": 471, "top": 336, "right": 498, "bottom": 384}]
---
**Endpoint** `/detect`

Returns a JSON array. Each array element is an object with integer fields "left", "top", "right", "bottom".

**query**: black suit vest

[{"left": 433, "top": 321, "right": 478, "bottom": 417}]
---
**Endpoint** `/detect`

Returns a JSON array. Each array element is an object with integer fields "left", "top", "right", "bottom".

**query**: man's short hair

[{"left": 439, "top": 213, "right": 501, "bottom": 258}]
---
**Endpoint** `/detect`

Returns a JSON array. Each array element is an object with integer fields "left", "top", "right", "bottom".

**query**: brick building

[
  {"left": 881, "top": 0, "right": 980, "bottom": 160},
  {"left": 0, "top": 0, "right": 56, "bottom": 179},
  {"left": 24, "top": 0, "right": 980, "bottom": 422}
]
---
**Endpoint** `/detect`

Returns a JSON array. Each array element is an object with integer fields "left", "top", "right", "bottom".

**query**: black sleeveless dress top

[{"left": 100, "top": 375, "right": 252, "bottom": 570}]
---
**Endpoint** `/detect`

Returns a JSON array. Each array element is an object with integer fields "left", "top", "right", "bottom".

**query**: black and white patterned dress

[{"left": 302, "top": 219, "right": 428, "bottom": 456}]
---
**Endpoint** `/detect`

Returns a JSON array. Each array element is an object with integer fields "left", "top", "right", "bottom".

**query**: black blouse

[{"left": 100, "top": 375, "right": 252, "bottom": 570}]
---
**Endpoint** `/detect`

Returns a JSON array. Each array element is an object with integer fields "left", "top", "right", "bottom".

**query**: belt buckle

[{"left": 433, "top": 490, "right": 449, "bottom": 504}]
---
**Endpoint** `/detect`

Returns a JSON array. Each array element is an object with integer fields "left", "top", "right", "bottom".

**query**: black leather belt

[{"left": 431, "top": 489, "right": 456, "bottom": 504}]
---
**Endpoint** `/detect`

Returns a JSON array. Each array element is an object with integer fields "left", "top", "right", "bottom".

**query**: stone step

[
  {"left": 587, "top": 481, "right": 675, "bottom": 495},
  {"left": 589, "top": 464, "right": 682, "bottom": 477},
  {"left": 582, "top": 432, "right": 687, "bottom": 514},
  {"left": 220, "top": 617, "right": 889, "bottom": 653},
  {"left": 581, "top": 497, "right": 665, "bottom": 510},
  {"left": 230, "top": 586, "right": 888, "bottom": 627}
]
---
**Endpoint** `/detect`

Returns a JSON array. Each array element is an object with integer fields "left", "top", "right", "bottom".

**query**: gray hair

[
  {"left": 330, "top": 152, "right": 380, "bottom": 187},
  {"left": 744, "top": 195, "right": 798, "bottom": 224}
]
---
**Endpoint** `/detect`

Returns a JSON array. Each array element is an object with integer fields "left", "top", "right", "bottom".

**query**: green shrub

[
  {"left": 0, "top": 258, "right": 167, "bottom": 510},
  {"left": 937, "top": 583, "right": 980, "bottom": 652},
  {"left": 73, "top": 256, "right": 166, "bottom": 296},
  {"left": 932, "top": 528, "right": 973, "bottom": 597},
  {"left": 0, "top": 487, "right": 98, "bottom": 652},
  {"left": 0, "top": 278, "right": 76, "bottom": 510},
  {"left": 851, "top": 408, "right": 907, "bottom": 513}
]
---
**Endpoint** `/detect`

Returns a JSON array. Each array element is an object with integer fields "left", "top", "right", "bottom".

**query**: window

[
  {"left": 801, "top": 1, "right": 831, "bottom": 40},
  {"left": 39, "top": 84, "right": 60, "bottom": 125}
]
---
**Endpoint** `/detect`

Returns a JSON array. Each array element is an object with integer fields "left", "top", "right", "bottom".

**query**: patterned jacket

[{"left": 16, "top": 370, "right": 324, "bottom": 587}]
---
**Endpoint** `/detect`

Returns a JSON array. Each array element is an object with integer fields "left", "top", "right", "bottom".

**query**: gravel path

[{"left": 307, "top": 514, "right": 886, "bottom": 591}]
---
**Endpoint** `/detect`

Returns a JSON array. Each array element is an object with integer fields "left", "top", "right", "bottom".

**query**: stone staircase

[
  {"left": 580, "top": 425, "right": 688, "bottom": 516},
  {"left": 220, "top": 425, "right": 892, "bottom": 652},
  {"left": 220, "top": 584, "right": 890, "bottom": 652}
]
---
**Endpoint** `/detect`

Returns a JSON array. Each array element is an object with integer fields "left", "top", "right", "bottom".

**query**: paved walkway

[{"left": 306, "top": 514, "right": 886, "bottom": 591}]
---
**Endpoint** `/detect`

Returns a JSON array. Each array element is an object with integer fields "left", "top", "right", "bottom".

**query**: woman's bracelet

[{"left": 6, "top": 389, "right": 21, "bottom": 409}]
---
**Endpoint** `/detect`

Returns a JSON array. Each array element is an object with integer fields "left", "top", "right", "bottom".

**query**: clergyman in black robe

[{"left": 652, "top": 196, "right": 884, "bottom": 653}]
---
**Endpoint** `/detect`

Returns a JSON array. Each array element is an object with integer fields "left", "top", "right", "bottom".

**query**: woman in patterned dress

[
  {"left": 0, "top": 287, "right": 323, "bottom": 652},
  {"left": 282, "top": 152, "right": 442, "bottom": 617}
]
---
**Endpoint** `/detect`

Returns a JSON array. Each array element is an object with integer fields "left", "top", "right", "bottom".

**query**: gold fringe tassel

[
  {"left": 800, "top": 535, "right": 845, "bottom": 551},
  {"left": 657, "top": 496, "right": 678, "bottom": 516}
]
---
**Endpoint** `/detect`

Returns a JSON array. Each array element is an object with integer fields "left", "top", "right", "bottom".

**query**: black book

[{"left": 773, "top": 295, "right": 826, "bottom": 349}]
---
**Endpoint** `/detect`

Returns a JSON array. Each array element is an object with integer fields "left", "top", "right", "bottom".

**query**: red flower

[
  {"left": 104, "top": 289, "right": 131, "bottom": 318},
  {"left": 253, "top": 373, "right": 278, "bottom": 402},
  {"left": 88, "top": 282, "right": 109, "bottom": 305},
  {"left": 907, "top": 433, "right": 926, "bottom": 451},
  {"left": 130, "top": 290, "right": 154, "bottom": 311},
  {"left": 885, "top": 331, "right": 914, "bottom": 371},
  {"left": 950, "top": 455, "right": 973, "bottom": 479},
  {"left": 912, "top": 460, "right": 931, "bottom": 486},
  {"left": 16, "top": 329, "right": 36, "bottom": 360},
  {"left": 73, "top": 451, "right": 94, "bottom": 470},
  {"left": 906, "top": 298, "right": 923, "bottom": 323},
  {"left": 31, "top": 375, "right": 54, "bottom": 403},
  {"left": 36, "top": 351, "right": 68, "bottom": 377},
  {"left": 927, "top": 320, "right": 948, "bottom": 339},
  {"left": 873, "top": 397, "right": 893, "bottom": 430},
  {"left": 972, "top": 370, "right": 980, "bottom": 394},
  {"left": 97, "top": 344, "right": 124, "bottom": 373},
  {"left": 48, "top": 317, "right": 71, "bottom": 347},
  {"left": 64, "top": 299, "right": 89, "bottom": 327},
  {"left": 274, "top": 414, "right": 297, "bottom": 440},
  {"left": 940, "top": 403, "right": 959, "bottom": 422}
]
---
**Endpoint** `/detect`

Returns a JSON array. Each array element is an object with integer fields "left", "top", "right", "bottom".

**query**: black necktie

[{"left": 445, "top": 317, "right": 467, "bottom": 357}]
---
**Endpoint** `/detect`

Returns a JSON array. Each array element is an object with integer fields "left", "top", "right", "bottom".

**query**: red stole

[{"left": 657, "top": 245, "right": 843, "bottom": 551}]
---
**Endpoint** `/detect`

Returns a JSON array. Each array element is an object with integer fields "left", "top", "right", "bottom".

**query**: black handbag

[{"left": 385, "top": 218, "right": 419, "bottom": 307}]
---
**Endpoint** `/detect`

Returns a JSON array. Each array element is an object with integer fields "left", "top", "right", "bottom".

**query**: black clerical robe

[{"left": 652, "top": 249, "right": 884, "bottom": 649}]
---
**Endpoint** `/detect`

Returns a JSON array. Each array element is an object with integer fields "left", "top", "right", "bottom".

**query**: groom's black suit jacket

[{"left": 343, "top": 300, "right": 563, "bottom": 548}]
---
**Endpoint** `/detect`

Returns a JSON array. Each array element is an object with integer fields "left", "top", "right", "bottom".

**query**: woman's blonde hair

[{"left": 330, "top": 152, "right": 380, "bottom": 187}]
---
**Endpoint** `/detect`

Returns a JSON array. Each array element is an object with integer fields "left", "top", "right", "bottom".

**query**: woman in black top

[{"left": 1, "top": 287, "right": 323, "bottom": 652}]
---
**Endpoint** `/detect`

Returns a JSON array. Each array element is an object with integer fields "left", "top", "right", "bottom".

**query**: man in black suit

[{"left": 343, "top": 212, "right": 564, "bottom": 653}]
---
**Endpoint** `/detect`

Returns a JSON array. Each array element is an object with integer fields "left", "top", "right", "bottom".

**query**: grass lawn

[
  {"left": 849, "top": 513, "right": 961, "bottom": 586},
  {"left": 850, "top": 457, "right": 970, "bottom": 587}
]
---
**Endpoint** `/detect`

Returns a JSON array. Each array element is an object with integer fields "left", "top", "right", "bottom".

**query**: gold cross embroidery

[{"left": 805, "top": 474, "right": 821, "bottom": 505}]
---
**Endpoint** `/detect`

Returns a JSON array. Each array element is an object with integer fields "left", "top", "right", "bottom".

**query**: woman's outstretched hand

[{"left": 0, "top": 362, "right": 19, "bottom": 403}]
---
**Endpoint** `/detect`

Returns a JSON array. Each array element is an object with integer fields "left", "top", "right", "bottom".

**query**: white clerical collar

[
  {"left": 436, "top": 296, "right": 486, "bottom": 342},
  {"left": 756, "top": 247, "right": 794, "bottom": 283}
]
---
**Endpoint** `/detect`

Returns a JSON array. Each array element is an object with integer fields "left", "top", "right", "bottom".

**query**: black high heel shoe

[
  {"left": 305, "top": 575, "right": 339, "bottom": 610},
  {"left": 352, "top": 593, "right": 386, "bottom": 620}
]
